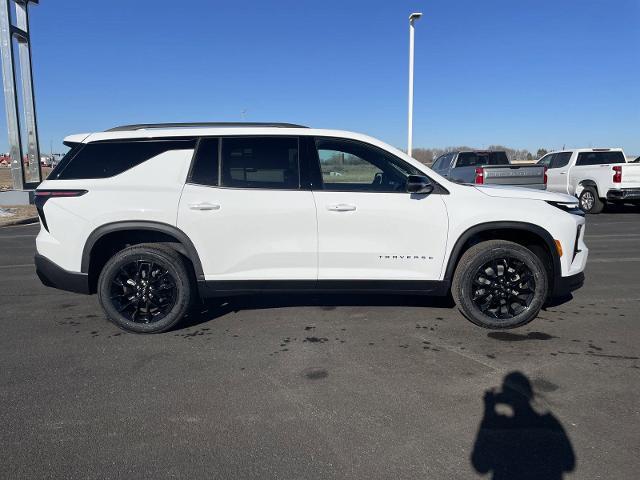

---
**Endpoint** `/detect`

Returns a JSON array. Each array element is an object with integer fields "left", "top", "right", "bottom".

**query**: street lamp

[{"left": 407, "top": 12, "right": 422, "bottom": 157}]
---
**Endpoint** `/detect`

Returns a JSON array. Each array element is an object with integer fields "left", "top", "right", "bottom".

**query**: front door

[
  {"left": 310, "top": 137, "right": 449, "bottom": 281},
  {"left": 546, "top": 152, "right": 572, "bottom": 194},
  {"left": 178, "top": 136, "right": 317, "bottom": 281}
]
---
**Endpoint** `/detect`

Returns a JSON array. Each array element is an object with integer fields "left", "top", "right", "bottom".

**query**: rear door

[
  {"left": 310, "top": 136, "right": 449, "bottom": 282},
  {"left": 177, "top": 136, "right": 317, "bottom": 281}
]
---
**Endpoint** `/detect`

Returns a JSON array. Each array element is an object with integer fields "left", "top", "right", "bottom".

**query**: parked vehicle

[
  {"left": 537, "top": 148, "right": 640, "bottom": 213},
  {"left": 34, "top": 123, "right": 587, "bottom": 333},
  {"left": 431, "top": 150, "right": 547, "bottom": 189}
]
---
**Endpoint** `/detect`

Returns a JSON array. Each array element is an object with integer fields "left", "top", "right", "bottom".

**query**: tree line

[{"left": 411, "top": 146, "right": 549, "bottom": 165}]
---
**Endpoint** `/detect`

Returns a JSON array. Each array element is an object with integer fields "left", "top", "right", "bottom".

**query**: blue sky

[{"left": 1, "top": 0, "right": 638, "bottom": 155}]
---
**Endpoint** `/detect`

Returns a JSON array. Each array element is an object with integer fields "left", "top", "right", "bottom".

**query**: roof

[{"left": 547, "top": 147, "right": 624, "bottom": 154}]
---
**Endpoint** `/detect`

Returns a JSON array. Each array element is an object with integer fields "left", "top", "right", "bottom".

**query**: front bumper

[
  {"left": 607, "top": 188, "right": 640, "bottom": 201},
  {"left": 552, "top": 272, "right": 585, "bottom": 298},
  {"left": 35, "top": 254, "right": 90, "bottom": 294}
]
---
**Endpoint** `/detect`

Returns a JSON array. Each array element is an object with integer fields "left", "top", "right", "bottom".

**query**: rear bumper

[
  {"left": 35, "top": 254, "right": 90, "bottom": 294},
  {"left": 552, "top": 272, "right": 585, "bottom": 298},
  {"left": 607, "top": 188, "right": 640, "bottom": 201}
]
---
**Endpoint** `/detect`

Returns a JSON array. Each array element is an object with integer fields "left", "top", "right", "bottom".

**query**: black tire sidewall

[
  {"left": 454, "top": 243, "right": 547, "bottom": 329},
  {"left": 98, "top": 246, "right": 191, "bottom": 333},
  {"left": 579, "top": 187, "right": 603, "bottom": 214}
]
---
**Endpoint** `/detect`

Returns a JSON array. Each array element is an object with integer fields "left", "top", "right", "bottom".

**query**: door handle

[
  {"left": 188, "top": 202, "right": 221, "bottom": 211},
  {"left": 327, "top": 203, "right": 357, "bottom": 212},
  {"left": 559, "top": 172, "right": 567, "bottom": 175}
]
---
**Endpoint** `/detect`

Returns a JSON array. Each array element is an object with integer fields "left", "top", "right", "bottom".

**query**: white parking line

[
  {"left": 1, "top": 221, "right": 39, "bottom": 228},
  {"left": 588, "top": 257, "right": 640, "bottom": 263},
  {"left": 588, "top": 221, "right": 640, "bottom": 226},
  {"left": 0, "top": 234, "right": 37, "bottom": 239},
  {"left": 585, "top": 233, "right": 640, "bottom": 239}
]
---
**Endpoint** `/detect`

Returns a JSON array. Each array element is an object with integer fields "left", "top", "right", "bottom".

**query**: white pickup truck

[{"left": 538, "top": 148, "right": 640, "bottom": 213}]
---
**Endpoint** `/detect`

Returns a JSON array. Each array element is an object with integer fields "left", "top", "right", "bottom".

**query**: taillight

[
  {"left": 34, "top": 190, "right": 87, "bottom": 231},
  {"left": 613, "top": 165, "right": 622, "bottom": 183},
  {"left": 543, "top": 166, "right": 548, "bottom": 184},
  {"left": 35, "top": 190, "right": 88, "bottom": 198},
  {"left": 474, "top": 167, "right": 484, "bottom": 184}
]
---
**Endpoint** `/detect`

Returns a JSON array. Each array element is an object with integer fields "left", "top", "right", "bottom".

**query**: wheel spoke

[
  {"left": 108, "top": 258, "right": 177, "bottom": 324},
  {"left": 470, "top": 255, "right": 536, "bottom": 321}
]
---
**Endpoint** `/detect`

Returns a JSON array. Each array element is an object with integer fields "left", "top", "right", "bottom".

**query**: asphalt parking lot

[{"left": 1, "top": 210, "right": 639, "bottom": 479}]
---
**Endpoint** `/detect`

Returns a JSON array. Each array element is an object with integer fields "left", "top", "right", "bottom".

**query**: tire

[
  {"left": 97, "top": 243, "right": 194, "bottom": 333},
  {"left": 451, "top": 240, "right": 548, "bottom": 329},
  {"left": 578, "top": 187, "right": 604, "bottom": 214}
]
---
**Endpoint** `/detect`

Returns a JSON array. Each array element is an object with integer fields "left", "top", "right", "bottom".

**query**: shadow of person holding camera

[{"left": 471, "top": 371, "right": 575, "bottom": 480}]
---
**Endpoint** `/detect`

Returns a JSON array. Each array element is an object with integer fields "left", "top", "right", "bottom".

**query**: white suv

[{"left": 34, "top": 123, "right": 588, "bottom": 333}]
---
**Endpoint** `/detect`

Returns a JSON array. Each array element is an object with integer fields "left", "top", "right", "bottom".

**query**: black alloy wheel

[
  {"left": 452, "top": 240, "right": 548, "bottom": 329},
  {"left": 471, "top": 257, "right": 535, "bottom": 319},
  {"left": 98, "top": 244, "right": 194, "bottom": 333},
  {"left": 109, "top": 259, "right": 177, "bottom": 324}
]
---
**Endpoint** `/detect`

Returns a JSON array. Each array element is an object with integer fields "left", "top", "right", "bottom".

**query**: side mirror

[{"left": 406, "top": 175, "right": 434, "bottom": 194}]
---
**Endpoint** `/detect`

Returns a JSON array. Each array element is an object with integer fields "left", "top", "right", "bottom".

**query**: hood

[{"left": 474, "top": 184, "right": 577, "bottom": 203}]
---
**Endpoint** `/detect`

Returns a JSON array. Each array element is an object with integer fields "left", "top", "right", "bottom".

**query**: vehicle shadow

[
  {"left": 177, "top": 292, "right": 456, "bottom": 330},
  {"left": 602, "top": 203, "right": 640, "bottom": 214},
  {"left": 471, "top": 371, "right": 576, "bottom": 479},
  {"left": 543, "top": 294, "right": 573, "bottom": 309}
]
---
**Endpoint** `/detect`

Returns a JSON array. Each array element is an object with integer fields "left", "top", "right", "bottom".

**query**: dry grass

[
  {"left": 0, "top": 204, "right": 38, "bottom": 226},
  {"left": 0, "top": 166, "right": 52, "bottom": 191}
]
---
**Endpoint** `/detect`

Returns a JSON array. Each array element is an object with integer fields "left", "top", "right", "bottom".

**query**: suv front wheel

[
  {"left": 97, "top": 244, "right": 194, "bottom": 333},
  {"left": 451, "top": 240, "right": 548, "bottom": 329}
]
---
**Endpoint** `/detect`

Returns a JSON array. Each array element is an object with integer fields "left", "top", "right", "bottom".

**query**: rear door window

[
  {"left": 575, "top": 151, "right": 626, "bottom": 166},
  {"left": 51, "top": 139, "right": 196, "bottom": 180},
  {"left": 220, "top": 136, "right": 300, "bottom": 189},
  {"left": 551, "top": 152, "right": 572, "bottom": 169}
]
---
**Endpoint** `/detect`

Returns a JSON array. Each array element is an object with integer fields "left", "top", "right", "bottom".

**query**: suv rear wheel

[
  {"left": 451, "top": 240, "right": 548, "bottom": 329},
  {"left": 97, "top": 244, "right": 194, "bottom": 333}
]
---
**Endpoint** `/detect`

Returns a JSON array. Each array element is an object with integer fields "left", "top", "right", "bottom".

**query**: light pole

[{"left": 407, "top": 12, "right": 422, "bottom": 157}]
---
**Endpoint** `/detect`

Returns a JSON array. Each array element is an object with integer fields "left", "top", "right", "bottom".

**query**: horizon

[{"left": 0, "top": 0, "right": 638, "bottom": 157}]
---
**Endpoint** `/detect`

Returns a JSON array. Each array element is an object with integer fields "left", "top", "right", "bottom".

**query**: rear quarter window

[
  {"left": 575, "top": 151, "right": 626, "bottom": 166},
  {"left": 51, "top": 139, "right": 197, "bottom": 180}
]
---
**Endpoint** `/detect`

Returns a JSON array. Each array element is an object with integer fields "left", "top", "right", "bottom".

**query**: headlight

[{"left": 546, "top": 201, "right": 584, "bottom": 216}]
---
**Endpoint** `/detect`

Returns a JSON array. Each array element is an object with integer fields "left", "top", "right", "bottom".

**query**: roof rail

[{"left": 105, "top": 122, "right": 308, "bottom": 132}]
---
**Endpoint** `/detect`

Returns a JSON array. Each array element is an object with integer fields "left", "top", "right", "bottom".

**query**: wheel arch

[
  {"left": 81, "top": 221, "right": 204, "bottom": 293},
  {"left": 443, "top": 221, "right": 560, "bottom": 289},
  {"left": 576, "top": 180, "right": 599, "bottom": 198}
]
